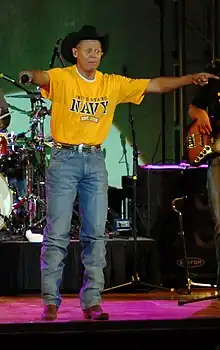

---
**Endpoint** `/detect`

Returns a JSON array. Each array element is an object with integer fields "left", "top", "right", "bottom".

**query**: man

[
  {"left": 19, "top": 25, "right": 219, "bottom": 321},
  {"left": 188, "top": 61, "right": 220, "bottom": 289}
]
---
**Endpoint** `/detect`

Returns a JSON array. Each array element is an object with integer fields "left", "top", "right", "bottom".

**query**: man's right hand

[
  {"left": 19, "top": 71, "right": 33, "bottom": 85},
  {"left": 19, "top": 70, "right": 50, "bottom": 87}
]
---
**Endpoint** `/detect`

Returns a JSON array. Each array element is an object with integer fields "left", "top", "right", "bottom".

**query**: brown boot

[
  {"left": 42, "top": 304, "right": 58, "bottom": 321},
  {"left": 83, "top": 305, "right": 109, "bottom": 320}
]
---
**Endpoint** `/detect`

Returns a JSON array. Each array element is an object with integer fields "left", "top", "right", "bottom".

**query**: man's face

[{"left": 72, "top": 40, "right": 103, "bottom": 72}]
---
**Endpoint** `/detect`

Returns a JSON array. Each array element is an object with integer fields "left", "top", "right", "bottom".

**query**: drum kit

[{"left": 0, "top": 82, "right": 52, "bottom": 240}]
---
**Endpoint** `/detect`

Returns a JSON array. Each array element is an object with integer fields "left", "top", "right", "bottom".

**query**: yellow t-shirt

[{"left": 40, "top": 65, "right": 150, "bottom": 145}]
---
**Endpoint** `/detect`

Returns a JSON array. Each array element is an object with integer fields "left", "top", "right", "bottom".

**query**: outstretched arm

[{"left": 145, "top": 72, "right": 219, "bottom": 94}]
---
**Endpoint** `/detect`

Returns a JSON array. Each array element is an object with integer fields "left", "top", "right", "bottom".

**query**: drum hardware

[
  {"left": 0, "top": 73, "right": 50, "bottom": 239},
  {"left": 14, "top": 193, "right": 46, "bottom": 233},
  {"left": 28, "top": 91, "right": 49, "bottom": 226}
]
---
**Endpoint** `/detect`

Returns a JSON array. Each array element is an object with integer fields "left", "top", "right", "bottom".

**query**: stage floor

[
  {"left": 0, "top": 239, "right": 220, "bottom": 348},
  {"left": 1, "top": 290, "right": 220, "bottom": 349}
]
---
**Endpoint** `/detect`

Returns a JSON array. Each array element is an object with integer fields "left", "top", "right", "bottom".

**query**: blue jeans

[{"left": 40, "top": 147, "right": 108, "bottom": 309}]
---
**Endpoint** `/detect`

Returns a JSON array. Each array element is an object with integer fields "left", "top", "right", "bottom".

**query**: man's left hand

[{"left": 192, "top": 72, "right": 220, "bottom": 86}]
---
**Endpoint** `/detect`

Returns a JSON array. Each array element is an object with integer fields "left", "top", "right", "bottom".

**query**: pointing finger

[{"left": 208, "top": 73, "right": 220, "bottom": 80}]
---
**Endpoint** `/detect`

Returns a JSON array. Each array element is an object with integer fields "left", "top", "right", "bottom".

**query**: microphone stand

[
  {"left": 57, "top": 52, "right": 66, "bottom": 68},
  {"left": 49, "top": 39, "right": 66, "bottom": 68},
  {"left": 119, "top": 133, "right": 129, "bottom": 176}
]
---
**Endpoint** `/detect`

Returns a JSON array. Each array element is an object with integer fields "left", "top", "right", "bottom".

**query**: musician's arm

[
  {"left": 188, "top": 104, "right": 212, "bottom": 134},
  {"left": 188, "top": 104, "right": 209, "bottom": 121}
]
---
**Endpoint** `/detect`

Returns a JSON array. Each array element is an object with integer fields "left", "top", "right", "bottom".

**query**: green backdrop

[{"left": 0, "top": 0, "right": 212, "bottom": 186}]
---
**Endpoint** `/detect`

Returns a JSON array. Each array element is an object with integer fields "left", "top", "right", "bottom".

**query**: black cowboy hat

[{"left": 61, "top": 25, "right": 109, "bottom": 64}]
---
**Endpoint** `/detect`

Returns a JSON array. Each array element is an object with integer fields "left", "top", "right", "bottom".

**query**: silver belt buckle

[
  {"left": 55, "top": 143, "right": 62, "bottom": 149},
  {"left": 78, "top": 143, "right": 84, "bottom": 153}
]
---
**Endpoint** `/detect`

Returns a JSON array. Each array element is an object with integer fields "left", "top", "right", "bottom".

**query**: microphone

[{"left": 49, "top": 38, "right": 62, "bottom": 69}]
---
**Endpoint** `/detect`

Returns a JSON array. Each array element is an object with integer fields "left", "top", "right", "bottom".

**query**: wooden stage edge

[{"left": 0, "top": 289, "right": 220, "bottom": 349}]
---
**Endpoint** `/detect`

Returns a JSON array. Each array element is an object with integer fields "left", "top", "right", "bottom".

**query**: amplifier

[{"left": 122, "top": 164, "right": 217, "bottom": 287}]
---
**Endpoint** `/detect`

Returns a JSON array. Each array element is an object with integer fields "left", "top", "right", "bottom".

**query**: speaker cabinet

[{"left": 132, "top": 164, "right": 217, "bottom": 288}]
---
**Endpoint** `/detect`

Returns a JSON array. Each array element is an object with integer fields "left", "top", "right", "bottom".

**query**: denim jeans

[
  {"left": 40, "top": 147, "right": 108, "bottom": 309},
  {"left": 207, "top": 156, "right": 220, "bottom": 284}
]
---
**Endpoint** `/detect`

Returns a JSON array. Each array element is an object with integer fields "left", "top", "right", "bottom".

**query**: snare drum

[{"left": 0, "top": 173, "right": 13, "bottom": 229}]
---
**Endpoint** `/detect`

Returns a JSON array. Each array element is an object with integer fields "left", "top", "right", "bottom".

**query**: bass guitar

[{"left": 185, "top": 119, "right": 220, "bottom": 166}]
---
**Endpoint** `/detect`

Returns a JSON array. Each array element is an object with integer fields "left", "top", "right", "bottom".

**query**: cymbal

[
  {"left": 8, "top": 93, "right": 42, "bottom": 100},
  {"left": 7, "top": 103, "right": 32, "bottom": 116}
]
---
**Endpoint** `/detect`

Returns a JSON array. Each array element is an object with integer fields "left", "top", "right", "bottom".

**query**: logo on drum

[{"left": 176, "top": 257, "right": 205, "bottom": 268}]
